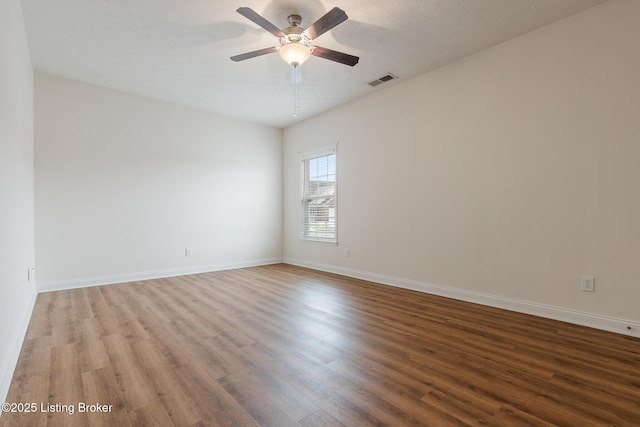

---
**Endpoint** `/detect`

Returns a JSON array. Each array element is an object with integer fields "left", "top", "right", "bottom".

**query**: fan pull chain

[
  {"left": 294, "top": 79, "right": 300, "bottom": 118},
  {"left": 291, "top": 65, "right": 301, "bottom": 118}
]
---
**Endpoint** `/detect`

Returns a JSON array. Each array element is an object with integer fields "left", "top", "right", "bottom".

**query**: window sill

[{"left": 298, "top": 238, "right": 338, "bottom": 246}]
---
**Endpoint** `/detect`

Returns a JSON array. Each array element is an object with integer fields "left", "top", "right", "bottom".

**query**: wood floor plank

[
  {"left": 299, "top": 409, "right": 346, "bottom": 427},
  {"left": 229, "top": 366, "right": 318, "bottom": 422},
  {"left": 132, "top": 338, "right": 208, "bottom": 426},
  {"left": 488, "top": 404, "right": 558, "bottom": 427},
  {"left": 88, "top": 295, "right": 122, "bottom": 338},
  {"left": 77, "top": 318, "right": 110, "bottom": 372},
  {"left": 238, "top": 334, "right": 383, "bottom": 426},
  {"left": 282, "top": 349, "right": 463, "bottom": 426},
  {"left": 329, "top": 357, "right": 488, "bottom": 425},
  {"left": 47, "top": 343, "right": 88, "bottom": 427},
  {"left": 81, "top": 366, "right": 131, "bottom": 427},
  {"left": 99, "top": 285, "right": 150, "bottom": 344},
  {"left": 128, "top": 400, "right": 176, "bottom": 427},
  {"left": 102, "top": 334, "right": 160, "bottom": 412},
  {"left": 2, "top": 264, "right": 639, "bottom": 427},
  {"left": 50, "top": 305, "right": 79, "bottom": 348},
  {"left": 218, "top": 369, "right": 301, "bottom": 427},
  {"left": 0, "top": 370, "right": 49, "bottom": 427},
  {"left": 173, "top": 362, "right": 260, "bottom": 427},
  {"left": 24, "top": 293, "right": 54, "bottom": 341}
]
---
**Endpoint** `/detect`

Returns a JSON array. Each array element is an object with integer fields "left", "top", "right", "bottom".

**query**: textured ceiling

[{"left": 21, "top": 0, "right": 607, "bottom": 128}]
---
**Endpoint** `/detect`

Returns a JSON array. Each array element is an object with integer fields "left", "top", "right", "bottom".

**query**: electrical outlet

[
  {"left": 581, "top": 276, "right": 595, "bottom": 292},
  {"left": 185, "top": 248, "right": 192, "bottom": 257},
  {"left": 344, "top": 248, "right": 350, "bottom": 257}
]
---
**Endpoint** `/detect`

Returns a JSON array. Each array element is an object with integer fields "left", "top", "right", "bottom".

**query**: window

[{"left": 300, "top": 148, "right": 336, "bottom": 243}]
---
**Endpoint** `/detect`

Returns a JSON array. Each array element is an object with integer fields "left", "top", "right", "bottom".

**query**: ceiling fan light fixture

[
  {"left": 232, "top": 6, "right": 359, "bottom": 118},
  {"left": 279, "top": 42, "right": 311, "bottom": 67}
]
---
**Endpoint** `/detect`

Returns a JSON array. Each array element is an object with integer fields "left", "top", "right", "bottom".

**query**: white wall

[
  {"left": 35, "top": 73, "right": 282, "bottom": 289},
  {"left": 283, "top": 0, "right": 640, "bottom": 334},
  {"left": 0, "top": 0, "right": 37, "bottom": 404}
]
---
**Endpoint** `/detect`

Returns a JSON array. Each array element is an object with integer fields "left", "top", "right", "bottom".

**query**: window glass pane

[{"left": 300, "top": 152, "right": 336, "bottom": 242}]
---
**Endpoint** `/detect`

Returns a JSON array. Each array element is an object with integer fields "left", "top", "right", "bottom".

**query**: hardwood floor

[{"left": 2, "top": 264, "right": 639, "bottom": 426}]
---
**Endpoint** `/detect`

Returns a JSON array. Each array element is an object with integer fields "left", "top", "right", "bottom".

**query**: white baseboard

[
  {"left": 33, "top": 256, "right": 640, "bottom": 337},
  {"left": 283, "top": 257, "right": 640, "bottom": 338},
  {"left": 37, "top": 257, "right": 283, "bottom": 293},
  {"left": 0, "top": 290, "right": 37, "bottom": 408}
]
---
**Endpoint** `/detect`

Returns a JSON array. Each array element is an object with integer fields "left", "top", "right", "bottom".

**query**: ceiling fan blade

[
  {"left": 236, "top": 7, "right": 285, "bottom": 37},
  {"left": 231, "top": 46, "right": 278, "bottom": 62},
  {"left": 312, "top": 46, "right": 359, "bottom": 66},
  {"left": 303, "top": 7, "right": 348, "bottom": 40}
]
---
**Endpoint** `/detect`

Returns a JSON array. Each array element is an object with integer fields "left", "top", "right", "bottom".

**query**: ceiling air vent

[{"left": 368, "top": 73, "right": 398, "bottom": 87}]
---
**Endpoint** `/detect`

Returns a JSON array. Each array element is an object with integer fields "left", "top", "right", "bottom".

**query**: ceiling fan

[{"left": 230, "top": 7, "right": 359, "bottom": 67}]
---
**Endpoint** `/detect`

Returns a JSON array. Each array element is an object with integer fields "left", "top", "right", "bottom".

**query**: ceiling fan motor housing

[
  {"left": 287, "top": 14, "right": 302, "bottom": 27},
  {"left": 282, "top": 23, "right": 305, "bottom": 39}
]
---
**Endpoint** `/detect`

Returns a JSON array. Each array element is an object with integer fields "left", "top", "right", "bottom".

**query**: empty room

[{"left": 1, "top": 0, "right": 639, "bottom": 425}]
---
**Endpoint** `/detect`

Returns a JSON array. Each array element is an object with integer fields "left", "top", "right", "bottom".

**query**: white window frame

[{"left": 299, "top": 147, "right": 337, "bottom": 244}]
